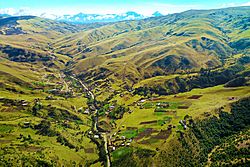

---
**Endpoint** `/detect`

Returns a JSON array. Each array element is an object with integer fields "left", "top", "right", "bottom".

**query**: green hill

[
  {"left": 48, "top": 7, "right": 249, "bottom": 85},
  {"left": 0, "top": 6, "right": 249, "bottom": 167}
]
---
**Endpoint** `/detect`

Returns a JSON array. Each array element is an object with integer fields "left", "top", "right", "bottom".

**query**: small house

[
  {"left": 109, "top": 106, "right": 115, "bottom": 110},
  {"left": 179, "top": 120, "right": 187, "bottom": 129},
  {"left": 94, "top": 135, "right": 99, "bottom": 139},
  {"left": 84, "top": 109, "right": 90, "bottom": 114}
]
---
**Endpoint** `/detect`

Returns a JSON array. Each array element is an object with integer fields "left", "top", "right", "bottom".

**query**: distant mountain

[
  {"left": 0, "top": 14, "right": 11, "bottom": 18},
  {"left": 54, "top": 11, "right": 146, "bottom": 23},
  {"left": 152, "top": 11, "right": 163, "bottom": 17},
  {"left": 0, "top": 6, "right": 250, "bottom": 167},
  {"left": 51, "top": 6, "right": 250, "bottom": 84},
  {"left": 0, "top": 11, "right": 164, "bottom": 23}
]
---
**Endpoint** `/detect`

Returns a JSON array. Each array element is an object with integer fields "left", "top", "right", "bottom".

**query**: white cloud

[
  {"left": 241, "top": 2, "right": 250, "bottom": 6},
  {"left": 75, "top": 17, "right": 80, "bottom": 21},
  {"left": 138, "top": 3, "right": 202, "bottom": 16},
  {"left": 0, "top": 7, "right": 40, "bottom": 16},
  {"left": 95, "top": 15, "right": 115, "bottom": 20},
  {"left": 125, "top": 15, "right": 136, "bottom": 20},
  {"left": 1, "top": 2, "right": 248, "bottom": 19},
  {"left": 221, "top": 1, "right": 250, "bottom": 8},
  {"left": 40, "top": 13, "right": 59, "bottom": 19},
  {"left": 0, "top": 8, "right": 16, "bottom": 15},
  {"left": 0, "top": 3, "right": 203, "bottom": 17}
]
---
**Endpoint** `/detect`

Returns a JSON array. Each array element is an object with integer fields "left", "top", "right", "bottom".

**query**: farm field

[
  {"left": 113, "top": 85, "right": 250, "bottom": 149},
  {"left": 0, "top": 5, "right": 249, "bottom": 167}
]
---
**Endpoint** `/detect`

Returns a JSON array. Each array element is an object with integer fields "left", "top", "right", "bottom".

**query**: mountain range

[
  {"left": 1, "top": 11, "right": 163, "bottom": 23},
  {"left": 0, "top": 6, "right": 249, "bottom": 167}
]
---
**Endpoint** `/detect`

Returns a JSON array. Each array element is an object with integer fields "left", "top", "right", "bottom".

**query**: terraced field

[{"left": 0, "top": 6, "right": 249, "bottom": 167}]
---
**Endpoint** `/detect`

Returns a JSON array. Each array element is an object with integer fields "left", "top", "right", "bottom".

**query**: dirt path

[
  {"left": 70, "top": 76, "right": 94, "bottom": 99},
  {"left": 70, "top": 76, "right": 111, "bottom": 167},
  {"left": 59, "top": 73, "right": 69, "bottom": 92},
  {"left": 102, "top": 133, "right": 111, "bottom": 167}
]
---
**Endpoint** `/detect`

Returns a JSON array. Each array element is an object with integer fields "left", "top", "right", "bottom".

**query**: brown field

[
  {"left": 177, "top": 106, "right": 190, "bottom": 109},
  {"left": 134, "top": 128, "right": 158, "bottom": 141},
  {"left": 139, "top": 120, "right": 158, "bottom": 125},
  {"left": 151, "top": 129, "right": 172, "bottom": 139},
  {"left": 84, "top": 148, "right": 95, "bottom": 153},
  {"left": 187, "top": 95, "right": 203, "bottom": 99}
]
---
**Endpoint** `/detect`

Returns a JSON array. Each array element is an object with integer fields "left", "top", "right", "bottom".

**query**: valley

[{"left": 0, "top": 6, "right": 249, "bottom": 167}]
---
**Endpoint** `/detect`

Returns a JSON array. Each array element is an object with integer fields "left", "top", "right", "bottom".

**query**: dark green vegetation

[
  {"left": 0, "top": 6, "right": 249, "bottom": 167},
  {"left": 134, "top": 62, "right": 248, "bottom": 96},
  {"left": 156, "top": 97, "right": 250, "bottom": 167},
  {"left": 111, "top": 147, "right": 156, "bottom": 167}
]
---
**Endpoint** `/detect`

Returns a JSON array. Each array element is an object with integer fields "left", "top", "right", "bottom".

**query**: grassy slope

[
  {"left": 52, "top": 7, "right": 250, "bottom": 84},
  {"left": 0, "top": 74, "right": 98, "bottom": 166},
  {"left": 113, "top": 85, "right": 250, "bottom": 148},
  {"left": 0, "top": 6, "right": 249, "bottom": 166},
  {"left": 0, "top": 47, "right": 97, "bottom": 166}
]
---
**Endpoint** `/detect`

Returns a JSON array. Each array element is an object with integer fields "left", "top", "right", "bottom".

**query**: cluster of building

[{"left": 108, "top": 134, "right": 133, "bottom": 151}]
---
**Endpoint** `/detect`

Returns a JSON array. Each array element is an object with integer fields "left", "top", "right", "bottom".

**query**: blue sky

[{"left": 0, "top": 0, "right": 249, "bottom": 16}]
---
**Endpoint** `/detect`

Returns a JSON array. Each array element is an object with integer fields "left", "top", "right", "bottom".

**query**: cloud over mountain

[{"left": 0, "top": 9, "right": 164, "bottom": 23}]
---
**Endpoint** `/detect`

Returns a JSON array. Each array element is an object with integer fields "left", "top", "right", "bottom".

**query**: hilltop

[
  {"left": 0, "top": 6, "right": 249, "bottom": 167},
  {"left": 54, "top": 6, "right": 250, "bottom": 89}
]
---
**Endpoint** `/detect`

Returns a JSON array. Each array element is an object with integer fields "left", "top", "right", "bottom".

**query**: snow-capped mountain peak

[
  {"left": 152, "top": 11, "right": 163, "bottom": 17},
  {"left": 53, "top": 11, "right": 146, "bottom": 23},
  {"left": 0, "top": 10, "right": 165, "bottom": 23}
]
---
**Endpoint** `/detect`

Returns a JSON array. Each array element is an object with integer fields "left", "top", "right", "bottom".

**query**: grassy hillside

[
  {"left": 0, "top": 6, "right": 249, "bottom": 167},
  {"left": 0, "top": 16, "right": 108, "bottom": 70},
  {"left": 0, "top": 59, "right": 99, "bottom": 165},
  {"left": 155, "top": 97, "right": 250, "bottom": 166},
  {"left": 50, "top": 7, "right": 250, "bottom": 84}
]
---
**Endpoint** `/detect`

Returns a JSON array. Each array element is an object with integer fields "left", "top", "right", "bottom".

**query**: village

[{"left": 0, "top": 69, "right": 241, "bottom": 163}]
